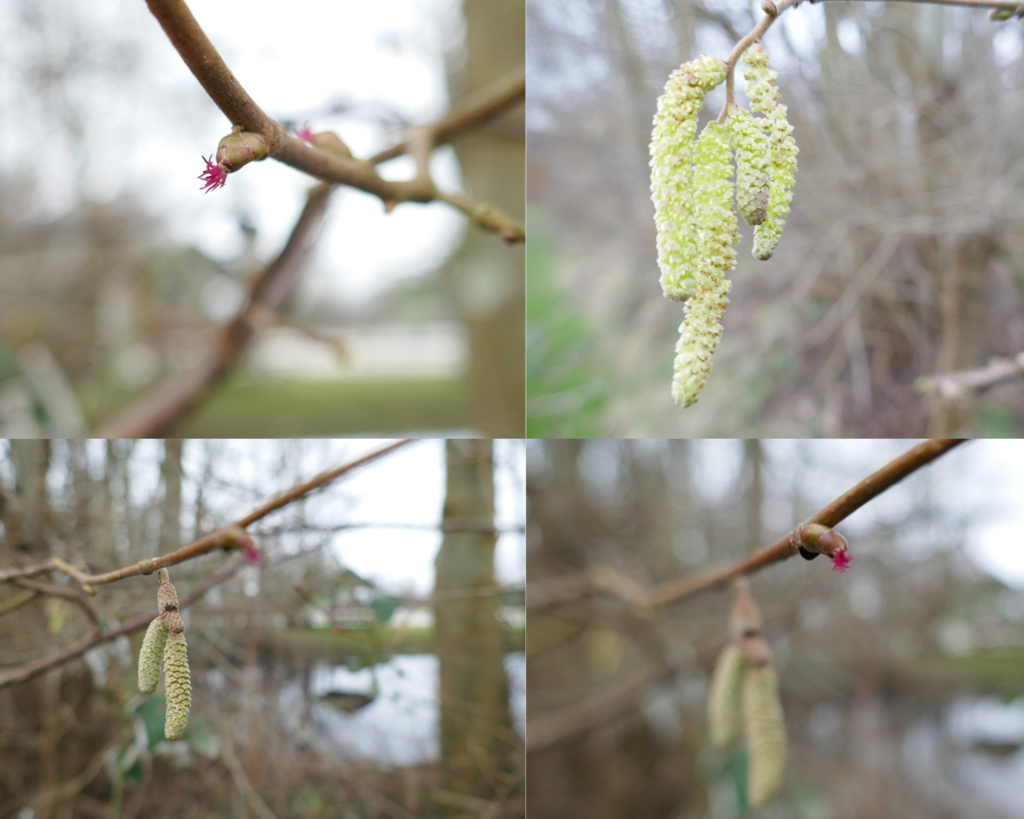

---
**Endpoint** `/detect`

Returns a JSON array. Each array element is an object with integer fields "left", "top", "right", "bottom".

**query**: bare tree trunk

[
  {"left": 434, "top": 440, "right": 510, "bottom": 793},
  {"left": 158, "top": 440, "right": 183, "bottom": 557},
  {"left": 450, "top": 1, "right": 525, "bottom": 436}
]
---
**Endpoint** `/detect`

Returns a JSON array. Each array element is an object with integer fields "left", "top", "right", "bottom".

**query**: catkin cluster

[
  {"left": 707, "top": 581, "right": 787, "bottom": 806},
  {"left": 650, "top": 45, "right": 796, "bottom": 407},
  {"left": 137, "top": 577, "right": 192, "bottom": 741}
]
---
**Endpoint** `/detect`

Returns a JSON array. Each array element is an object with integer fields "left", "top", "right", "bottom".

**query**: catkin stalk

[
  {"left": 163, "top": 631, "right": 191, "bottom": 741},
  {"left": 707, "top": 643, "right": 746, "bottom": 747},
  {"left": 137, "top": 617, "right": 169, "bottom": 695},
  {"left": 743, "top": 664, "right": 786, "bottom": 806}
]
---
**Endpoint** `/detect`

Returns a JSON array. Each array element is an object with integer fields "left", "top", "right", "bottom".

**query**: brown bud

[
  {"left": 160, "top": 609, "right": 185, "bottom": 634},
  {"left": 311, "top": 131, "right": 353, "bottom": 159},
  {"left": 157, "top": 581, "right": 179, "bottom": 614},
  {"left": 761, "top": 0, "right": 778, "bottom": 16}
]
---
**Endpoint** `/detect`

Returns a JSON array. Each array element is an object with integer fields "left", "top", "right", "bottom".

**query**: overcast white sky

[
  {"left": 686, "top": 439, "right": 1024, "bottom": 590},
  {"left": 0, "top": 0, "right": 468, "bottom": 307},
  {"left": 179, "top": 439, "right": 526, "bottom": 597}
]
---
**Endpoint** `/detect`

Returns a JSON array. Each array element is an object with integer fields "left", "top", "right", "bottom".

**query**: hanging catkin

[
  {"left": 742, "top": 44, "right": 798, "bottom": 261},
  {"left": 707, "top": 643, "right": 746, "bottom": 747},
  {"left": 163, "top": 631, "right": 192, "bottom": 741},
  {"left": 650, "top": 54, "right": 728, "bottom": 302},
  {"left": 137, "top": 617, "right": 169, "bottom": 695},
  {"left": 743, "top": 664, "right": 786, "bottom": 806}
]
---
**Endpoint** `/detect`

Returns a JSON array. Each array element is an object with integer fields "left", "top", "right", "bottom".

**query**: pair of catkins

[
  {"left": 707, "top": 579, "right": 787, "bottom": 806},
  {"left": 137, "top": 576, "right": 192, "bottom": 741},
  {"left": 650, "top": 45, "right": 798, "bottom": 408}
]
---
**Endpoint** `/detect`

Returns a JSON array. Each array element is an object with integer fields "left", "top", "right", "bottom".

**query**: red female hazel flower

[
  {"left": 297, "top": 122, "right": 314, "bottom": 143},
  {"left": 831, "top": 550, "right": 851, "bottom": 573},
  {"left": 199, "top": 155, "right": 227, "bottom": 193}
]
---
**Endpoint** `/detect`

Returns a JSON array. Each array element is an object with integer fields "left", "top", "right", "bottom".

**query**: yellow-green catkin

[
  {"left": 727, "top": 108, "right": 771, "bottom": 227},
  {"left": 138, "top": 617, "right": 169, "bottom": 695},
  {"left": 671, "top": 121, "right": 737, "bottom": 407},
  {"left": 163, "top": 631, "right": 191, "bottom": 741},
  {"left": 708, "top": 643, "right": 746, "bottom": 747},
  {"left": 742, "top": 44, "right": 798, "bottom": 261},
  {"left": 650, "top": 54, "right": 728, "bottom": 301},
  {"left": 743, "top": 664, "right": 787, "bottom": 806}
]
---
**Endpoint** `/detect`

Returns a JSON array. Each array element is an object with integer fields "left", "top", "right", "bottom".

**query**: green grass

[{"left": 82, "top": 376, "right": 469, "bottom": 437}]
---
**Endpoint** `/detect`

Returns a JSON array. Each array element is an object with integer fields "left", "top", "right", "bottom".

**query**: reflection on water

[
  {"left": 277, "top": 653, "right": 525, "bottom": 766},
  {"left": 903, "top": 696, "right": 1024, "bottom": 818}
]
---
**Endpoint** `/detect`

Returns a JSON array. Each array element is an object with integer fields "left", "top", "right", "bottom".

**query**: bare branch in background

[{"left": 916, "top": 351, "right": 1024, "bottom": 400}]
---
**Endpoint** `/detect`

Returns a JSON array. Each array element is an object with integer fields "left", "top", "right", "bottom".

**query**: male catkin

[
  {"left": 163, "top": 631, "right": 191, "bottom": 741},
  {"left": 138, "top": 617, "right": 169, "bottom": 695},
  {"left": 707, "top": 643, "right": 746, "bottom": 747},
  {"left": 743, "top": 664, "right": 786, "bottom": 806},
  {"left": 727, "top": 109, "right": 771, "bottom": 227},
  {"left": 650, "top": 54, "right": 727, "bottom": 301},
  {"left": 671, "top": 121, "right": 737, "bottom": 407},
  {"left": 742, "top": 45, "right": 798, "bottom": 260}
]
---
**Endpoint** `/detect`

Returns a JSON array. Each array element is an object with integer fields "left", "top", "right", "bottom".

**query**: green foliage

[
  {"left": 370, "top": 595, "right": 400, "bottom": 623},
  {"left": 526, "top": 210, "right": 607, "bottom": 437}
]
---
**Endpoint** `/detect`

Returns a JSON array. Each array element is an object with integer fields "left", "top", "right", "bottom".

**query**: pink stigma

[
  {"left": 831, "top": 550, "right": 851, "bottom": 574},
  {"left": 199, "top": 155, "right": 227, "bottom": 193},
  {"left": 297, "top": 122, "right": 314, "bottom": 143},
  {"left": 244, "top": 547, "right": 261, "bottom": 565}
]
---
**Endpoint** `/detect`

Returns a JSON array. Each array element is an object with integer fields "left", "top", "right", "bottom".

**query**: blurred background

[
  {"left": 527, "top": 439, "right": 1024, "bottom": 818},
  {"left": 526, "top": 0, "right": 1024, "bottom": 437},
  {"left": 0, "top": 438, "right": 525, "bottom": 817},
  {"left": 0, "top": 0, "right": 525, "bottom": 438}
]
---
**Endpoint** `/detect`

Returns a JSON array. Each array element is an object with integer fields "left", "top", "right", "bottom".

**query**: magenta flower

[
  {"left": 244, "top": 547, "right": 261, "bottom": 565},
  {"left": 199, "top": 155, "right": 227, "bottom": 193},
  {"left": 831, "top": 550, "right": 851, "bottom": 574},
  {"left": 297, "top": 122, "right": 314, "bottom": 143}
]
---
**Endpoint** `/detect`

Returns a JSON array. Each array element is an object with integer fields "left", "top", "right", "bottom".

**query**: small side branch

[{"left": 915, "top": 351, "right": 1024, "bottom": 400}]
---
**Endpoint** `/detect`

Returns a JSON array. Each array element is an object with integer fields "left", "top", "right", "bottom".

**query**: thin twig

[
  {"left": 368, "top": 65, "right": 526, "bottom": 166},
  {"left": 217, "top": 727, "right": 279, "bottom": 819},
  {"left": 12, "top": 577, "right": 102, "bottom": 627}
]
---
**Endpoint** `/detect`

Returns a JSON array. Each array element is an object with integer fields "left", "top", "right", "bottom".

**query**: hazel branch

[
  {"left": 527, "top": 439, "right": 967, "bottom": 609},
  {"left": 0, "top": 440, "right": 413, "bottom": 593},
  {"left": 144, "top": 0, "right": 524, "bottom": 240}
]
